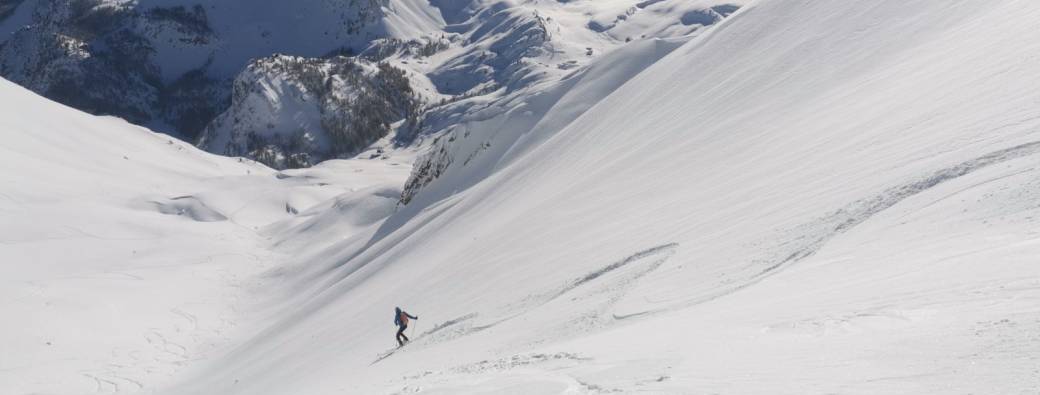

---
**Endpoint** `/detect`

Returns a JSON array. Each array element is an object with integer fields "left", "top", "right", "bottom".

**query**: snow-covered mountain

[
  {"left": 4, "top": 0, "right": 1040, "bottom": 394},
  {"left": 195, "top": 54, "right": 423, "bottom": 168},
  {"left": 0, "top": 0, "right": 440, "bottom": 153},
  {"left": 0, "top": 0, "right": 737, "bottom": 168}
]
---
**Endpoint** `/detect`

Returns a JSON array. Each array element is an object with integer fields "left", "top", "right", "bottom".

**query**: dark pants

[{"left": 396, "top": 324, "right": 409, "bottom": 346}]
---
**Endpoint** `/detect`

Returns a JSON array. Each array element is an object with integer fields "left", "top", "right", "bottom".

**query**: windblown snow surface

[{"left": 4, "top": 0, "right": 1040, "bottom": 394}]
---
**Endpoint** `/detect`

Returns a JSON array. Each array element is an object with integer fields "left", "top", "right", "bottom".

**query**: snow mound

[{"left": 145, "top": 195, "right": 228, "bottom": 222}]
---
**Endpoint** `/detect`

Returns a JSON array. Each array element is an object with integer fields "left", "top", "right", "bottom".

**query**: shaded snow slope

[
  {"left": 399, "top": 0, "right": 743, "bottom": 203},
  {"left": 128, "top": 0, "right": 442, "bottom": 80},
  {"left": 401, "top": 35, "right": 690, "bottom": 206},
  {"left": 159, "top": 0, "right": 1040, "bottom": 394},
  {"left": 0, "top": 0, "right": 443, "bottom": 81}
]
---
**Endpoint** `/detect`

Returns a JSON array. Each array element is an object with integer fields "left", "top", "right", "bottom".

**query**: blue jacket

[{"left": 394, "top": 308, "right": 417, "bottom": 327}]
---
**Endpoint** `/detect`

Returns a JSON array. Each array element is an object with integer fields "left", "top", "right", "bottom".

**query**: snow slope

[
  {"left": 0, "top": 77, "right": 413, "bottom": 393},
  {"left": 159, "top": 0, "right": 1040, "bottom": 394},
  {"left": 5, "top": 0, "right": 1040, "bottom": 394}
]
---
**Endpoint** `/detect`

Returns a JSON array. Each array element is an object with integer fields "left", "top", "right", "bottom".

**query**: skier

[{"left": 394, "top": 307, "right": 418, "bottom": 347}]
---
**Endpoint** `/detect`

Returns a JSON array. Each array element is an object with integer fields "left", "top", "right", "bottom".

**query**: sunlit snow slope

[
  {"left": 161, "top": 0, "right": 1040, "bottom": 394},
  {"left": 5, "top": 0, "right": 1040, "bottom": 394},
  {"left": 0, "top": 76, "right": 413, "bottom": 393}
]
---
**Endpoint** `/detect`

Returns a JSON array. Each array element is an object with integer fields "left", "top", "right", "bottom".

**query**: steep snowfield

[
  {"left": 401, "top": 35, "right": 690, "bottom": 205},
  {"left": 400, "top": 0, "right": 742, "bottom": 203},
  {"left": 162, "top": 0, "right": 1040, "bottom": 394},
  {"left": 5, "top": 0, "right": 1040, "bottom": 394}
]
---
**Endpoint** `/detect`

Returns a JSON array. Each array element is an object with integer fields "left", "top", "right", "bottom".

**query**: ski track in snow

[
  {"left": 373, "top": 244, "right": 677, "bottom": 365},
  {"left": 567, "top": 243, "right": 679, "bottom": 295},
  {"left": 770, "top": 140, "right": 1040, "bottom": 274},
  {"left": 391, "top": 352, "right": 594, "bottom": 395},
  {"left": 618, "top": 139, "right": 1040, "bottom": 319},
  {"left": 416, "top": 352, "right": 589, "bottom": 378},
  {"left": 81, "top": 371, "right": 144, "bottom": 394},
  {"left": 480, "top": 243, "right": 677, "bottom": 329}
]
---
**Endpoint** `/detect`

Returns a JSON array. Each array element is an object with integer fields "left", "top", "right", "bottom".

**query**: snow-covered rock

[
  {"left": 0, "top": 0, "right": 441, "bottom": 140},
  {"left": 198, "top": 55, "right": 421, "bottom": 169},
  {"left": 1, "top": 0, "right": 738, "bottom": 169},
  {"left": 401, "top": 0, "right": 739, "bottom": 204}
]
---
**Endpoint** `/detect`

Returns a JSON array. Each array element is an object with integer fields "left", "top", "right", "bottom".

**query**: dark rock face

[{"left": 0, "top": 0, "right": 27, "bottom": 21}]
